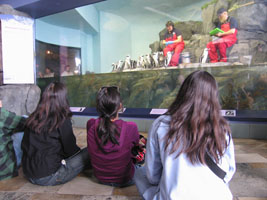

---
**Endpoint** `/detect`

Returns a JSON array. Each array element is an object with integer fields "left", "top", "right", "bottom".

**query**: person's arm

[
  {"left": 0, "top": 102, "right": 26, "bottom": 133},
  {"left": 164, "top": 35, "right": 182, "bottom": 45},
  {"left": 217, "top": 17, "right": 238, "bottom": 37},
  {"left": 145, "top": 118, "right": 163, "bottom": 185},
  {"left": 173, "top": 35, "right": 182, "bottom": 43},
  {"left": 59, "top": 119, "right": 80, "bottom": 158},
  {"left": 224, "top": 136, "right": 236, "bottom": 184},
  {"left": 162, "top": 32, "right": 168, "bottom": 45},
  {"left": 164, "top": 29, "right": 183, "bottom": 45},
  {"left": 217, "top": 29, "right": 236, "bottom": 37},
  {"left": 130, "top": 123, "right": 140, "bottom": 145}
]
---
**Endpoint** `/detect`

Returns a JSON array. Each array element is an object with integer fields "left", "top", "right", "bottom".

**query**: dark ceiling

[{"left": 0, "top": 0, "right": 106, "bottom": 18}]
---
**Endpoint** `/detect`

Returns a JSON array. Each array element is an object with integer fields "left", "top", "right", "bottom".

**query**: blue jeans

[
  {"left": 12, "top": 132, "right": 24, "bottom": 167},
  {"left": 100, "top": 179, "right": 134, "bottom": 188},
  {"left": 134, "top": 166, "right": 149, "bottom": 195},
  {"left": 28, "top": 148, "right": 90, "bottom": 186},
  {"left": 134, "top": 166, "right": 158, "bottom": 200}
]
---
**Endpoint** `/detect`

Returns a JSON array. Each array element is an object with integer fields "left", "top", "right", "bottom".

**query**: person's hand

[
  {"left": 0, "top": 100, "right": 2, "bottom": 108},
  {"left": 162, "top": 40, "right": 166, "bottom": 45},
  {"left": 165, "top": 41, "right": 174, "bottom": 45},
  {"left": 217, "top": 32, "right": 223, "bottom": 37}
]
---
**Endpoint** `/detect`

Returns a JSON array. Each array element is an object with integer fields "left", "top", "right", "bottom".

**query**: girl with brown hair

[
  {"left": 87, "top": 86, "right": 140, "bottom": 187},
  {"left": 134, "top": 70, "right": 236, "bottom": 200},
  {"left": 22, "top": 82, "right": 90, "bottom": 186}
]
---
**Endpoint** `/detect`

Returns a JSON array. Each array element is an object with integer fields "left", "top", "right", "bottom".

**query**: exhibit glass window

[{"left": 35, "top": 0, "right": 267, "bottom": 111}]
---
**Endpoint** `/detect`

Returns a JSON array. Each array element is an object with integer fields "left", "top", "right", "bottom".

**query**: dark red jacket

[{"left": 87, "top": 118, "right": 139, "bottom": 184}]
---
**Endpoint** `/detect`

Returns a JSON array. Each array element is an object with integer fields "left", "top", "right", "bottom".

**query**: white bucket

[{"left": 182, "top": 52, "right": 190, "bottom": 64}]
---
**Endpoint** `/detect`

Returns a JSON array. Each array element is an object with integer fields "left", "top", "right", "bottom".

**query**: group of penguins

[
  {"left": 111, "top": 48, "right": 210, "bottom": 72},
  {"left": 111, "top": 51, "right": 173, "bottom": 72}
]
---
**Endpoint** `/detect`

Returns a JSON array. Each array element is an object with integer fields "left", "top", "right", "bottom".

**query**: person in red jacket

[
  {"left": 207, "top": 8, "right": 238, "bottom": 63},
  {"left": 163, "top": 21, "right": 185, "bottom": 66}
]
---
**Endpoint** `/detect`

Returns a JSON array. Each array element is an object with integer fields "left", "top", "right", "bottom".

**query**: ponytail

[
  {"left": 96, "top": 86, "right": 121, "bottom": 146},
  {"left": 97, "top": 117, "right": 119, "bottom": 145}
]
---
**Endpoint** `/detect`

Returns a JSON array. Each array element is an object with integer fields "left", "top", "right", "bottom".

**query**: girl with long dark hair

[
  {"left": 22, "top": 82, "right": 90, "bottom": 186},
  {"left": 134, "top": 70, "right": 236, "bottom": 200},
  {"left": 87, "top": 86, "right": 140, "bottom": 187}
]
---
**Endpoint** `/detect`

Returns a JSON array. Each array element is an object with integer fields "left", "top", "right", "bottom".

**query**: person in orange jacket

[
  {"left": 207, "top": 7, "right": 238, "bottom": 63},
  {"left": 162, "top": 21, "right": 185, "bottom": 66}
]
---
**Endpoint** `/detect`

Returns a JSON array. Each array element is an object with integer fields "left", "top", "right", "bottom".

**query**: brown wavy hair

[
  {"left": 26, "top": 82, "right": 72, "bottom": 134},
  {"left": 165, "top": 70, "right": 231, "bottom": 165}
]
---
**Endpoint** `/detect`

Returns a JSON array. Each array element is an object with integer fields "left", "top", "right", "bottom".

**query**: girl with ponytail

[{"left": 87, "top": 86, "right": 140, "bottom": 187}]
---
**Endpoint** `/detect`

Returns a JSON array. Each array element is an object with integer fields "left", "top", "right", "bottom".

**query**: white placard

[
  {"left": 118, "top": 107, "right": 126, "bottom": 113},
  {"left": 150, "top": 109, "right": 168, "bottom": 115},
  {"left": 1, "top": 15, "right": 35, "bottom": 84},
  {"left": 220, "top": 110, "right": 236, "bottom": 117},
  {"left": 70, "top": 107, "right": 86, "bottom": 112}
]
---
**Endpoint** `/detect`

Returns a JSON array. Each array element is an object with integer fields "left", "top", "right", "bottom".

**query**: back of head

[
  {"left": 166, "top": 70, "right": 230, "bottom": 164},
  {"left": 26, "top": 82, "right": 71, "bottom": 134},
  {"left": 96, "top": 86, "right": 121, "bottom": 146}
]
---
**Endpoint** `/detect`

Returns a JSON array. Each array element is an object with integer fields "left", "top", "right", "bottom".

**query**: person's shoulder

[
  {"left": 229, "top": 16, "right": 237, "bottom": 20},
  {"left": 87, "top": 118, "right": 97, "bottom": 127},
  {"left": 173, "top": 28, "right": 181, "bottom": 34},
  {"left": 229, "top": 16, "right": 238, "bottom": 23},
  {"left": 122, "top": 120, "right": 138, "bottom": 128},
  {"left": 59, "top": 118, "right": 73, "bottom": 130},
  {"left": 87, "top": 118, "right": 99, "bottom": 130},
  {"left": 0, "top": 107, "right": 16, "bottom": 118},
  {"left": 229, "top": 16, "right": 238, "bottom": 28},
  {"left": 155, "top": 115, "right": 170, "bottom": 124},
  {"left": 164, "top": 30, "right": 169, "bottom": 37},
  {"left": 63, "top": 117, "right": 72, "bottom": 124}
]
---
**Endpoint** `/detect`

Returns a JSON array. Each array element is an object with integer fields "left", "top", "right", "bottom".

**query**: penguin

[
  {"left": 152, "top": 52, "right": 159, "bottom": 68},
  {"left": 112, "top": 62, "right": 117, "bottom": 72},
  {"left": 117, "top": 60, "right": 124, "bottom": 71},
  {"left": 165, "top": 52, "right": 172, "bottom": 67},
  {"left": 137, "top": 55, "right": 145, "bottom": 69},
  {"left": 124, "top": 55, "right": 132, "bottom": 70},
  {"left": 200, "top": 48, "right": 209, "bottom": 63},
  {"left": 144, "top": 54, "right": 152, "bottom": 68}
]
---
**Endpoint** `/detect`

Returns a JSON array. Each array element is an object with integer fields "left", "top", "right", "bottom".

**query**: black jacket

[{"left": 22, "top": 119, "right": 80, "bottom": 179}]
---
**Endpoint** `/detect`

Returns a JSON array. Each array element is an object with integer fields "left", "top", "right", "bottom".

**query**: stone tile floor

[{"left": 0, "top": 127, "right": 266, "bottom": 200}]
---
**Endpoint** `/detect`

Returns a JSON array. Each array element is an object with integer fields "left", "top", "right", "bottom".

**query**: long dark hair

[
  {"left": 96, "top": 86, "right": 121, "bottom": 146},
  {"left": 165, "top": 70, "right": 231, "bottom": 165},
  {"left": 26, "top": 82, "right": 72, "bottom": 134}
]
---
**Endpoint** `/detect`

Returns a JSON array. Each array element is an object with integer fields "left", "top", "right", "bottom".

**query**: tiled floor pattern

[{"left": 0, "top": 128, "right": 266, "bottom": 200}]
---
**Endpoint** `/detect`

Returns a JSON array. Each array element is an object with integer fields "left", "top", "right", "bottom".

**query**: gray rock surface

[
  {"left": 185, "top": 34, "right": 211, "bottom": 62},
  {"left": 149, "top": 41, "right": 161, "bottom": 53},
  {"left": 201, "top": 3, "right": 216, "bottom": 34},
  {"left": 0, "top": 85, "right": 40, "bottom": 116},
  {"left": 231, "top": 2, "right": 267, "bottom": 32}
]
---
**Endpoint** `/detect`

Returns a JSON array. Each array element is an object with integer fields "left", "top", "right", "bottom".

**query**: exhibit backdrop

[{"left": 0, "top": 14, "right": 35, "bottom": 84}]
